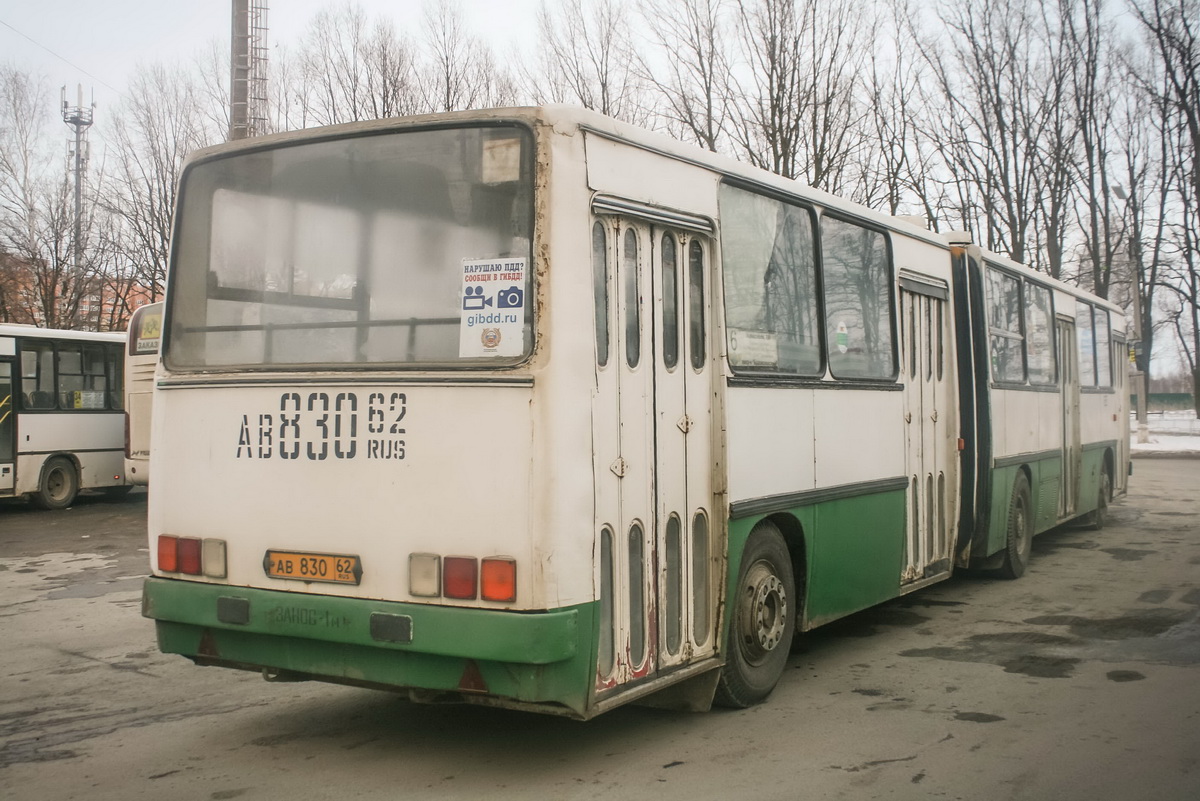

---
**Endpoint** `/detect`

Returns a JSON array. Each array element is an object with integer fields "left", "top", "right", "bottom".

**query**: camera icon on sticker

[{"left": 496, "top": 286, "right": 524, "bottom": 309}]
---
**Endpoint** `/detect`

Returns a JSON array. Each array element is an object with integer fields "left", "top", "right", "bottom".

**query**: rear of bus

[
  {"left": 125, "top": 301, "right": 162, "bottom": 485},
  {"left": 142, "top": 111, "right": 602, "bottom": 717}
]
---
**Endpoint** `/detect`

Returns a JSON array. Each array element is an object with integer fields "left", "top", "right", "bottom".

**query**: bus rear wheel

[
  {"left": 32, "top": 457, "right": 79, "bottom": 510},
  {"left": 997, "top": 472, "right": 1032, "bottom": 580},
  {"left": 1082, "top": 466, "right": 1111, "bottom": 531},
  {"left": 715, "top": 521, "right": 795, "bottom": 708}
]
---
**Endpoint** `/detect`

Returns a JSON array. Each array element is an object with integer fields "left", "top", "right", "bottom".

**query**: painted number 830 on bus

[{"left": 235, "top": 391, "right": 406, "bottom": 462}]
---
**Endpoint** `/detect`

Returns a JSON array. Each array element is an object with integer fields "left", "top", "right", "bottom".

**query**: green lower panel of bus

[
  {"left": 727, "top": 485, "right": 908, "bottom": 631},
  {"left": 983, "top": 443, "right": 1113, "bottom": 558},
  {"left": 143, "top": 578, "right": 598, "bottom": 717}
]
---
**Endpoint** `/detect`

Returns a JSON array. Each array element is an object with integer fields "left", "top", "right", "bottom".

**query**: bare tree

[
  {"left": 920, "top": 0, "right": 1063, "bottom": 269},
  {"left": 419, "top": 0, "right": 516, "bottom": 113},
  {"left": 638, "top": 0, "right": 730, "bottom": 151},
  {"left": 854, "top": 2, "right": 943, "bottom": 222},
  {"left": 1127, "top": 0, "right": 1200, "bottom": 406},
  {"left": 102, "top": 63, "right": 218, "bottom": 301},
  {"left": 725, "top": 0, "right": 864, "bottom": 189},
  {"left": 527, "top": 0, "right": 649, "bottom": 123},
  {"left": 299, "top": 3, "right": 421, "bottom": 125},
  {"left": 1056, "top": 0, "right": 1120, "bottom": 293}
]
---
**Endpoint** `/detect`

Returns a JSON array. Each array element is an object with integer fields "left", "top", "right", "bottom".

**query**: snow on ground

[{"left": 1130, "top": 409, "right": 1200, "bottom": 457}]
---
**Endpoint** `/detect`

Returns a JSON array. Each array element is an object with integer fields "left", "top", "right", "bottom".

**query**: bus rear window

[{"left": 167, "top": 125, "right": 534, "bottom": 370}]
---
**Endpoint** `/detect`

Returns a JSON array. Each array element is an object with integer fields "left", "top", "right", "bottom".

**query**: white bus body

[
  {"left": 0, "top": 325, "right": 127, "bottom": 508},
  {"left": 142, "top": 106, "right": 1127, "bottom": 718},
  {"left": 124, "top": 302, "right": 163, "bottom": 485}
]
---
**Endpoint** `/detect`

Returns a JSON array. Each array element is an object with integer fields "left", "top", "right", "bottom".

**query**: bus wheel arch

[
  {"left": 715, "top": 517, "right": 799, "bottom": 708},
  {"left": 31, "top": 455, "right": 81, "bottom": 510},
  {"left": 996, "top": 468, "right": 1033, "bottom": 580}
]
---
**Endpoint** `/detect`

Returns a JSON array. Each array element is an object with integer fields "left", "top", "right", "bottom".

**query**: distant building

[{"left": 0, "top": 250, "right": 156, "bottom": 331}]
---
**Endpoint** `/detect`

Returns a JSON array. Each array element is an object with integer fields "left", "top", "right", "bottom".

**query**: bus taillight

[
  {"left": 157, "top": 535, "right": 227, "bottom": 579},
  {"left": 481, "top": 558, "right": 517, "bottom": 603},
  {"left": 408, "top": 553, "right": 441, "bottom": 597},
  {"left": 158, "top": 535, "right": 179, "bottom": 572},
  {"left": 178, "top": 539, "right": 202, "bottom": 575},
  {"left": 409, "top": 553, "right": 516, "bottom": 602},
  {"left": 443, "top": 557, "right": 478, "bottom": 600}
]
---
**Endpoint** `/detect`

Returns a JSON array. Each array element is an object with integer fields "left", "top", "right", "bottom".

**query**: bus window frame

[
  {"left": 817, "top": 210, "right": 899, "bottom": 383},
  {"left": 1023, "top": 278, "right": 1058, "bottom": 388},
  {"left": 163, "top": 120, "right": 539, "bottom": 374}
]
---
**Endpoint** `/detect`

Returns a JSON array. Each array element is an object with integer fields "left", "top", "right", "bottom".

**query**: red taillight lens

[
  {"left": 481, "top": 558, "right": 517, "bottom": 603},
  {"left": 157, "top": 535, "right": 178, "bottom": 572},
  {"left": 178, "top": 538, "right": 202, "bottom": 575},
  {"left": 443, "top": 557, "right": 478, "bottom": 600}
]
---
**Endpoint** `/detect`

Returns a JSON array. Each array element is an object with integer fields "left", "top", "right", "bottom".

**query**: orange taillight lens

[
  {"left": 157, "top": 535, "right": 178, "bottom": 572},
  {"left": 481, "top": 557, "right": 517, "bottom": 603}
]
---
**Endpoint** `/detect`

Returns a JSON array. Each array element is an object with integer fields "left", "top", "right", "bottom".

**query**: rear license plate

[{"left": 264, "top": 550, "right": 363, "bottom": 585}]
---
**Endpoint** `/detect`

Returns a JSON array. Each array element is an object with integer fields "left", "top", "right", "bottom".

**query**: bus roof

[{"left": 0, "top": 324, "right": 126, "bottom": 344}]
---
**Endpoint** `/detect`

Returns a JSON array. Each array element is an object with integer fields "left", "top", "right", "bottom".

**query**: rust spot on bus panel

[
  {"left": 197, "top": 629, "right": 220, "bottom": 658},
  {"left": 457, "top": 659, "right": 489, "bottom": 694}
]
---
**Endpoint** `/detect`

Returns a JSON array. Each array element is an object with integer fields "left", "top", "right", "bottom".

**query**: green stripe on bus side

[
  {"left": 725, "top": 486, "right": 908, "bottom": 635},
  {"left": 144, "top": 578, "right": 598, "bottom": 713}
]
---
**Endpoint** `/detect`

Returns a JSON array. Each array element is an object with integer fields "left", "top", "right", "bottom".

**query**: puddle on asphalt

[
  {"left": 1099, "top": 548, "right": 1158, "bottom": 561},
  {"left": 1024, "top": 608, "right": 1190, "bottom": 639},
  {"left": 0, "top": 552, "right": 139, "bottom": 602},
  {"left": 901, "top": 607, "right": 1200, "bottom": 675}
]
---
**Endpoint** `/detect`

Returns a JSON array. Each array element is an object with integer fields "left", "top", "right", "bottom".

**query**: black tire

[
  {"left": 715, "top": 521, "right": 795, "bottom": 708},
  {"left": 32, "top": 456, "right": 79, "bottom": 510},
  {"left": 997, "top": 472, "right": 1032, "bottom": 580},
  {"left": 101, "top": 484, "right": 134, "bottom": 501},
  {"left": 1084, "top": 466, "right": 1111, "bottom": 531}
]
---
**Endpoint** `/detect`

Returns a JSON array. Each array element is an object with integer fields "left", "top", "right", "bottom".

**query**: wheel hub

[{"left": 740, "top": 563, "right": 788, "bottom": 664}]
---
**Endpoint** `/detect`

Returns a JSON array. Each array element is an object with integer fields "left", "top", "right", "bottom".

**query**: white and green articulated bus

[
  {"left": 141, "top": 106, "right": 1128, "bottom": 718},
  {"left": 0, "top": 324, "right": 127, "bottom": 508}
]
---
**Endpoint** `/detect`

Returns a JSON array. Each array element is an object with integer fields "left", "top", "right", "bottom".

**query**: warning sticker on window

[{"left": 459, "top": 257, "right": 527, "bottom": 358}]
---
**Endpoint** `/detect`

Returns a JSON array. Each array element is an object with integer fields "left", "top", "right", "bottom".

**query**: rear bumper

[{"left": 143, "top": 577, "right": 596, "bottom": 715}]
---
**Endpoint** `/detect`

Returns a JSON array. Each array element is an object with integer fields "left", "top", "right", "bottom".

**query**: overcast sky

[{"left": 1, "top": 0, "right": 540, "bottom": 110}]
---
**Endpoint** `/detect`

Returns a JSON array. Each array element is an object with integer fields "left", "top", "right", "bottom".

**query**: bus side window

[
  {"left": 1077, "top": 301, "right": 1097, "bottom": 386},
  {"left": 623, "top": 228, "right": 641, "bottom": 369},
  {"left": 1094, "top": 309, "right": 1112, "bottom": 388},
  {"left": 688, "top": 240, "right": 705, "bottom": 370},
  {"left": 821, "top": 216, "right": 895, "bottom": 380},
  {"left": 592, "top": 221, "right": 610, "bottom": 368},
  {"left": 22, "top": 343, "right": 55, "bottom": 410},
  {"left": 661, "top": 233, "right": 679, "bottom": 370},
  {"left": 1025, "top": 282, "right": 1055, "bottom": 385},
  {"left": 987, "top": 268, "right": 1025, "bottom": 383},
  {"left": 57, "top": 345, "right": 84, "bottom": 409}
]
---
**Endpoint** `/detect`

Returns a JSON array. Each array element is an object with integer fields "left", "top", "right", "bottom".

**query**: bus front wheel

[
  {"left": 715, "top": 521, "right": 795, "bottom": 708},
  {"left": 997, "top": 472, "right": 1032, "bottom": 580},
  {"left": 32, "top": 457, "right": 79, "bottom": 510}
]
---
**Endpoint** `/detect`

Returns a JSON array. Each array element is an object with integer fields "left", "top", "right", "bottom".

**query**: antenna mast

[
  {"left": 61, "top": 84, "right": 95, "bottom": 327},
  {"left": 230, "top": 0, "right": 270, "bottom": 140}
]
